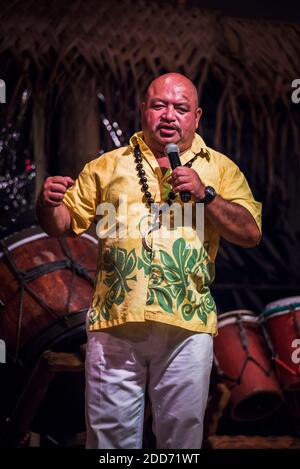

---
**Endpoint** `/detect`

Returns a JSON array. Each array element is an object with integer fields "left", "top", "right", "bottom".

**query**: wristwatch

[{"left": 197, "top": 186, "right": 217, "bottom": 205}]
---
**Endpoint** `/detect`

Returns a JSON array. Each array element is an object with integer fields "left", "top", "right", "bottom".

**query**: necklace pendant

[
  {"left": 142, "top": 235, "right": 152, "bottom": 253},
  {"left": 141, "top": 212, "right": 161, "bottom": 253}
]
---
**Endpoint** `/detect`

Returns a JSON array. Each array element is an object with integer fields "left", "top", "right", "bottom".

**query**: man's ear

[
  {"left": 140, "top": 102, "right": 145, "bottom": 113},
  {"left": 140, "top": 102, "right": 146, "bottom": 126},
  {"left": 196, "top": 107, "right": 202, "bottom": 127}
]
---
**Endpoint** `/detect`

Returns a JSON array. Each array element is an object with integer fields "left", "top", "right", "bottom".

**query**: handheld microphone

[{"left": 164, "top": 143, "right": 191, "bottom": 202}]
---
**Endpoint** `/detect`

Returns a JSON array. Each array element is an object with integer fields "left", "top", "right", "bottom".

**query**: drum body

[
  {"left": 262, "top": 296, "right": 300, "bottom": 391},
  {"left": 0, "top": 226, "right": 97, "bottom": 366},
  {"left": 214, "top": 310, "right": 283, "bottom": 421}
]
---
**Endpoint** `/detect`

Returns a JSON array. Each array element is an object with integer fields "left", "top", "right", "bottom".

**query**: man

[{"left": 37, "top": 73, "right": 261, "bottom": 449}]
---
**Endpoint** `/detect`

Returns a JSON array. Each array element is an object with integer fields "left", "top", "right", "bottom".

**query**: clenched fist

[
  {"left": 39, "top": 176, "right": 75, "bottom": 208},
  {"left": 170, "top": 167, "right": 205, "bottom": 201}
]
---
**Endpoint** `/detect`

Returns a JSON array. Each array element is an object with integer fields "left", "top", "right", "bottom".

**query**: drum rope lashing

[
  {"left": 260, "top": 308, "right": 300, "bottom": 377},
  {"left": 0, "top": 240, "right": 61, "bottom": 361},
  {"left": 0, "top": 237, "right": 95, "bottom": 362},
  {"left": 58, "top": 237, "right": 95, "bottom": 284},
  {"left": 215, "top": 314, "right": 273, "bottom": 388},
  {"left": 237, "top": 315, "right": 274, "bottom": 377},
  {"left": 57, "top": 237, "right": 96, "bottom": 315},
  {"left": 259, "top": 316, "right": 276, "bottom": 356}
]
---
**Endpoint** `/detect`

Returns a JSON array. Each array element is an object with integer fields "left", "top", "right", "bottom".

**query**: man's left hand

[{"left": 171, "top": 166, "right": 205, "bottom": 201}]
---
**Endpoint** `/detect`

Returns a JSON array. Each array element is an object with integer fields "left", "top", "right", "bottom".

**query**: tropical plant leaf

[
  {"left": 146, "top": 288, "right": 155, "bottom": 305},
  {"left": 124, "top": 249, "right": 137, "bottom": 276},
  {"left": 88, "top": 308, "right": 99, "bottom": 325},
  {"left": 197, "top": 310, "right": 208, "bottom": 325},
  {"left": 99, "top": 246, "right": 137, "bottom": 319},
  {"left": 163, "top": 268, "right": 181, "bottom": 283},
  {"left": 154, "top": 288, "right": 173, "bottom": 313},
  {"left": 176, "top": 288, "right": 186, "bottom": 310},
  {"left": 138, "top": 247, "right": 151, "bottom": 276},
  {"left": 160, "top": 250, "right": 178, "bottom": 271},
  {"left": 186, "top": 248, "right": 199, "bottom": 272},
  {"left": 139, "top": 238, "right": 216, "bottom": 320}
]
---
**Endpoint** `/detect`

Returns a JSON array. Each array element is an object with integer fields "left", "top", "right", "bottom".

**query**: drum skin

[
  {"left": 263, "top": 297, "right": 300, "bottom": 391},
  {"left": 214, "top": 310, "right": 283, "bottom": 421},
  {"left": 0, "top": 226, "right": 97, "bottom": 365}
]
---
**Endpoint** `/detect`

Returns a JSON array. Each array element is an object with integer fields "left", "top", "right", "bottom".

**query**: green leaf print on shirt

[
  {"left": 99, "top": 246, "right": 137, "bottom": 320},
  {"left": 138, "top": 237, "right": 215, "bottom": 324}
]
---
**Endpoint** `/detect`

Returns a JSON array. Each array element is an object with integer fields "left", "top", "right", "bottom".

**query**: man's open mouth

[{"left": 158, "top": 126, "right": 178, "bottom": 135}]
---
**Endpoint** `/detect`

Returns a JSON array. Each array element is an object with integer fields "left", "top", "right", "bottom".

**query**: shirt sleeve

[
  {"left": 219, "top": 157, "right": 262, "bottom": 232},
  {"left": 63, "top": 162, "right": 99, "bottom": 235}
]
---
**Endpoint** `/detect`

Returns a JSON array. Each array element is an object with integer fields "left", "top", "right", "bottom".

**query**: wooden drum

[
  {"left": 214, "top": 310, "right": 283, "bottom": 421},
  {"left": 0, "top": 226, "right": 97, "bottom": 366}
]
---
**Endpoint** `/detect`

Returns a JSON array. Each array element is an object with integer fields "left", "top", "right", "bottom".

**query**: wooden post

[
  {"left": 57, "top": 79, "right": 100, "bottom": 178},
  {"left": 33, "top": 93, "right": 47, "bottom": 200}
]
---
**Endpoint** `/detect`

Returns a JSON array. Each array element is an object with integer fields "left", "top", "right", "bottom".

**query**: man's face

[{"left": 141, "top": 75, "right": 202, "bottom": 155}]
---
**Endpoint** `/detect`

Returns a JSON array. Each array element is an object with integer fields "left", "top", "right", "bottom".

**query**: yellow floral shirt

[{"left": 63, "top": 132, "right": 262, "bottom": 335}]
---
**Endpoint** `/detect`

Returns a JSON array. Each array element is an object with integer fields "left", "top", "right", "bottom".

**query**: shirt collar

[
  {"left": 129, "top": 131, "right": 211, "bottom": 166},
  {"left": 129, "top": 132, "right": 162, "bottom": 175}
]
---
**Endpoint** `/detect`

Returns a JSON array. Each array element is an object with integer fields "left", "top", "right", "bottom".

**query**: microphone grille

[{"left": 164, "top": 143, "right": 179, "bottom": 156}]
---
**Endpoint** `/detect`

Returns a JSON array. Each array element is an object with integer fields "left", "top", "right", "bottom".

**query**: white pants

[{"left": 85, "top": 321, "right": 213, "bottom": 449}]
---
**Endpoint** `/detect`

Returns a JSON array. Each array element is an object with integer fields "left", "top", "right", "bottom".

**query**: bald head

[
  {"left": 141, "top": 73, "right": 202, "bottom": 156},
  {"left": 145, "top": 73, "right": 199, "bottom": 109}
]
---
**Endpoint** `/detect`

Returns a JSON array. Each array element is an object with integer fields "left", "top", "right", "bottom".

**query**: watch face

[
  {"left": 205, "top": 186, "right": 215, "bottom": 197},
  {"left": 204, "top": 186, "right": 216, "bottom": 204}
]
